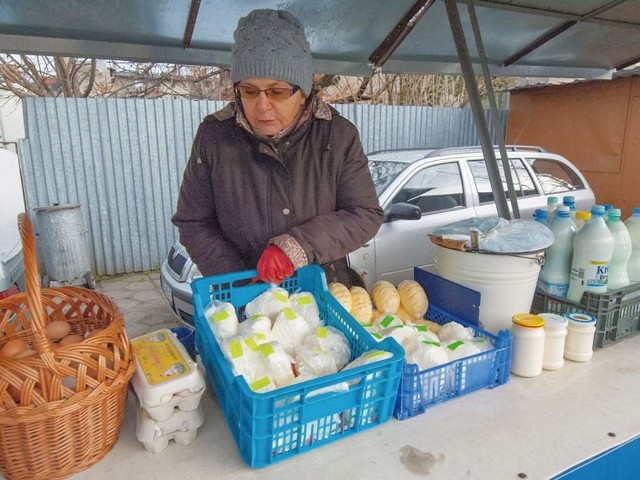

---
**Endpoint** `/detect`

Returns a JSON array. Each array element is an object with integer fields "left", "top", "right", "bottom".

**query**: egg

[
  {"left": 0, "top": 339, "right": 28, "bottom": 357},
  {"left": 14, "top": 348, "right": 37, "bottom": 359},
  {"left": 59, "top": 334, "right": 84, "bottom": 347},
  {"left": 45, "top": 320, "right": 71, "bottom": 341}
]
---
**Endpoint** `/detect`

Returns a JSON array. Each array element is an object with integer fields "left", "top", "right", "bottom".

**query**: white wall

[{"left": 0, "top": 95, "right": 25, "bottom": 146}]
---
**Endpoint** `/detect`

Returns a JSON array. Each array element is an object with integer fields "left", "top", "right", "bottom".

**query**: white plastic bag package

[
  {"left": 468, "top": 336, "right": 494, "bottom": 352},
  {"left": 374, "top": 312, "right": 404, "bottom": 331},
  {"left": 290, "top": 291, "right": 323, "bottom": 330},
  {"left": 294, "top": 344, "right": 338, "bottom": 377},
  {"left": 248, "top": 375, "right": 277, "bottom": 393},
  {"left": 259, "top": 342, "right": 296, "bottom": 388},
  {"left": 437, "top": 321, "right": 475, "bottom": 343},
  {"left": 381, "top": 325, "right": 419, "bottom": 354},
  {"left": 238, "top": 314, "right": 273, "bottom": 340},
  {"left": 446, "top": 340, "right": 481, "bottom": 361},
  {"left": 303, "top": 326, "right": 351, "bottom": 370},
  {"left": 407, "top": 341, "right": 449, "bottom": 370},
  {"left": 221, "top": 336, "right": 266, "bottom": 383},
  {"left": 271, "top": 307, "right": 311, "bottom": 356},
  {"left": 342, "top": 349, "right": 394, "bottom": 387},
  {"left": 244, "top": 287, "right": 291, "bottom": 321},
  {"left": 408, "top": 323, "right": 441, "bottom": 344},
  {"left": 204, "top": 299, "right": 239, "bottom": 342}
]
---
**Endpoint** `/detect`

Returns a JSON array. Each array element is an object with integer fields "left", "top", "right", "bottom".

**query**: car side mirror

[{"left": 384, "top": 202, "right": 422, "bottom": 222}]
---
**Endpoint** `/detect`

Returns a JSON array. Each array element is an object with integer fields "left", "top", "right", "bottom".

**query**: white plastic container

[
  {"left": 131, "top": 329, "right": 206, "bottom": 421},
  {"left": 510, "top": 313, "right": 545, "bottom": 377},
  {"left": 624, "top": 207, "right": 640, "bottom": 282},
  {"left": 606, "top": 208, "right": 632, "bottom": 290},
  {"left": 564, "top": 312, "right": 597, "bottom": 362},
  {"left": 538, "top": 206, "right": 576, "bottom": 298},
  {"left": 136, "top": 402, "right": 204, "bottom": 453},
  {"left": 567, "top": 205, "right": 615, "bottom": 302},
  {"left": 539, "top": 313, "right": 568, "bottom": 370},
  {"left": 434, "top": 245, "right": 543, "bottom": 335}
]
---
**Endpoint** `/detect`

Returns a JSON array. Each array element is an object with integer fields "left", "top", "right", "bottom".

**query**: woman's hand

[{"left": 257, "top": 245, "right": 294, "bottom": 284}]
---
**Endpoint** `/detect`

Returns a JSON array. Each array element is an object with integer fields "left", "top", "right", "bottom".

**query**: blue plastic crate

[
  {"left": 192, "top": 265, "right": 404, "bottom": 468},
  {"left": 393, "top": 268, "right": 512, "bottom": 420}
]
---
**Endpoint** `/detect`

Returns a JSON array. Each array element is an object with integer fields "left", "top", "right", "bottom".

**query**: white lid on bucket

[{"left": 539, "top": 313, "right": 568, "bottom": 329}]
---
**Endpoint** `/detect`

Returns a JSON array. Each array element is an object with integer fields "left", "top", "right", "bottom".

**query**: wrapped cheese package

[
  {"left": 245, "top": 287, "right": 291, "bottom": 321},
  {"left": 271, "top": 307, "right": 311, "bottom": 356},
  {"left": 295, "top": 344, "right": 338, "bottom": 377},
  {"left": 259, "top": 342, "right": 296, "bottom": 388},
  {"left": 303, "top": 326, "right": 351, "bottom": 370},
  {"left": 407, "top": 341, "right": 449, "bottom": 370},
  {"left": 238, "top": 314, "right": 273, "bottom": 341},
  {"left": 381, "top": 325, "right": 419, "bottom": 354},
  {"left": 204, "top": 299, "right": 239, "bottom": 342},
  {"left": 221, "top": 336, "right": 266, "bottom": 383},
  {"left": 446, "top": 340, "right": 481, "bottom": 361},
  {"left": 290, "top": 291, "right": 323, "bottom": 330},
  {"left": 438, "top": 321, "right": 475, "bottom": 343}
]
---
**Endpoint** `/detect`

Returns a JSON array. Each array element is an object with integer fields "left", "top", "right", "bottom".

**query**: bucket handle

[{"left": 470, "top": 249, "right": 545, "bottom": 266}]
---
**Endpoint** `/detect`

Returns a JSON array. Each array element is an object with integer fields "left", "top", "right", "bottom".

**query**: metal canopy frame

[{"left": 2, "top": 0, "right": 640, "bottom": 219}]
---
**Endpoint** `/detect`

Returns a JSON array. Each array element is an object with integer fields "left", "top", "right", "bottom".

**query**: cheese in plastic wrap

[
  {"left": 238, "top": 314, "right": 273, "bottom": 342},
  {"left": 294, "top": 344, "right": 338, "bottom": 377},
  {"left": 381, "top": 325, "right": 419, "bottom": 354},
  {"left": 221, "top": 336, "right": 266, "bottom": 383},
  {"left": 374, "top": 312, "right": 403, "bottom": 331},
  {"left": 409, "top": 324, "right": 440, "bottom": 344},
  {"left": 290, "top": 291, "right": 323, "bottom": 330},
  {"left": 446, "top": 340, "right": 481, "bottom": 361},
  {"left": 438, "top": 321, "right": 475, "bottom": 343},
  {"left": 303, "top": 326, "right": 351, "bottom": 370},
  {"left": 407, "top": 341, "right": 449, "bottom": 370},
  {"left": 258, "top": 342, "right": 296, "bottom": 388},
  {"left": 270, "top": 307, "right": 311, "bottom": 356},
  {"left": 204, "top": 300, "right": 239, "bottom": 342},
  {"left": 244, "top": 287, "right": 290, "bottom": 321}
]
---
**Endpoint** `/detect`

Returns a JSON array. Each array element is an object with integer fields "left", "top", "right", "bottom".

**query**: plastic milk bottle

[
  {"left": 567, "top": 205, "right": 614, "bottom": 302},
  {"left": 606, "top": 208, "right": 631, "bottom": 290},
  {"left": 546, "top": 196, "right": 559, "bottom": 220},
  {"left": 538, "top": 206, "right": 576, "bottom": 298},
  {"left": 624, "top": 207, "right": 640, "bottom": 282}
]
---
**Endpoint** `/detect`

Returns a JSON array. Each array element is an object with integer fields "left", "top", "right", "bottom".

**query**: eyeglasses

[{"left": 235, "top": 84, "right": 301, "bottom": 101}]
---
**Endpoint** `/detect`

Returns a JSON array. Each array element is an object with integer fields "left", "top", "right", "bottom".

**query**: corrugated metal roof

[{"left": 1, "top": 0, "right": 639, "bottom": 79}]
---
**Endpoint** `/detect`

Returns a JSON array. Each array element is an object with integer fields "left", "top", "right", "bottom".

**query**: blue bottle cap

[
  {"left": 607, "top": 208, "right": 621, "bottom": 219},
  {"left": 633, "top": 207, "right": 640, "bottom": 215},
  {"left": 547, "top": 196, "right": 558, "bottom": 205},
  {"left": 563, "top": 196, "right": 575, "bottom": 205},
  {"left": 591, "top": 205, "right": 605, "bottom": 215}
]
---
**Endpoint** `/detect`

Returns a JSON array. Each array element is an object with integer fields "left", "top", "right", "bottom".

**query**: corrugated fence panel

[{"left": 18, "top": 97, "right": 506, "bottom": 276}]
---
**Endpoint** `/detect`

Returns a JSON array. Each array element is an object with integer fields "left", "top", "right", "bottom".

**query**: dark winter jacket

[{"left": 171, "top": 98, "right": 383, "bottom": 286}]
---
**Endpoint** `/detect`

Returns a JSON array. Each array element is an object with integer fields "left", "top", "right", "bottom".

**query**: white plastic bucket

[{"left": 434, "top": 245, "right": 544, "bottom": 335}]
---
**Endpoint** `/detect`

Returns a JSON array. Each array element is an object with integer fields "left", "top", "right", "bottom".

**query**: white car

[
  {"left": 160, "top": 145, "right": 595, "bottom": 324},
  {"left": 0, "top": 147, "right": 26, "bottom": 299}
]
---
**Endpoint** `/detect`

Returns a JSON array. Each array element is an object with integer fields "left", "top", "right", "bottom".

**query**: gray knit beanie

[{"left": 231, "top": 9, "right": 313, "bottom": 96}]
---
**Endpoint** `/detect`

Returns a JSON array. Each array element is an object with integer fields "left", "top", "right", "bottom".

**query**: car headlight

[{"left": 186, "top": 263, "right": 202, "bottom": 283}]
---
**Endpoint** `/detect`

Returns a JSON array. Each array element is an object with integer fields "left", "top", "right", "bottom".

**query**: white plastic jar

[
  {"left": 539, "top": 313, "right": 568, "bottom": 370},
  {"left": 564, "top": 312, "right": 597, "bottom": 362},
  {"left": 510, "top": 313, "right": 546, "bottom": 377}
]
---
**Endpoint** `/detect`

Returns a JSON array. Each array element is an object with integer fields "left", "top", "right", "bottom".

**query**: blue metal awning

[{"left": 1, "top": 0, "right": 639, "bottom": 79}]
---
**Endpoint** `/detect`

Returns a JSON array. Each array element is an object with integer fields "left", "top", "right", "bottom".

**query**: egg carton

[
  {"left": 131, "top": 329, "right": 206, "bottom": 421},
  {"left": 136, "top": 402, "right": 204, "bottom": 454}
]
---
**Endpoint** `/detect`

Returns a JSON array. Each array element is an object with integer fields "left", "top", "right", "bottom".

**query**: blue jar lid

[{"left": 564, "top": 312, "right": 596, "bottom": 325}]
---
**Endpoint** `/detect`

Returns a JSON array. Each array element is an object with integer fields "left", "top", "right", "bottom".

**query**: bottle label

[
  {"left": 571, "top": 261, "right": 609, "bottom": 290},
  {"left": 538, "top": 280, "right": 568, "bottom": 298}
]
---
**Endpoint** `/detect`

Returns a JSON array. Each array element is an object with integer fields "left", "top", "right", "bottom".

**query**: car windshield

[{"left": 367, "top": 150, "right": 432, "bottom": 196}]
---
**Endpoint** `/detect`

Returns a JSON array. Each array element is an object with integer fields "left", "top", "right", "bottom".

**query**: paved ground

[{"left": 95, "top": 270, "right": 184, "bottom": 339}]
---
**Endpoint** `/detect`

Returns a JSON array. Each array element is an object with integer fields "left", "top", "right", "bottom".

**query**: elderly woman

[{"left": 172, "top": 9, "right": 383, "bottom": 286}]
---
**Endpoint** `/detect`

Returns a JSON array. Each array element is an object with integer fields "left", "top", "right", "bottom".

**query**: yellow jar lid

[{"left": 512, "top": 313, "right": 545, "bottom": 328}]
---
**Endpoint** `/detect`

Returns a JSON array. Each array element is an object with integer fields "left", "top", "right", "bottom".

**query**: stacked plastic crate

[{"left": 130, "top": 329, "right": 206, "bottom": 453}]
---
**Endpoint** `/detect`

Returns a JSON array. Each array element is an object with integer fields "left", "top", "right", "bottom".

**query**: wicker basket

[{"left": 0, "top": 213, "right": 135, "bottom": 480}]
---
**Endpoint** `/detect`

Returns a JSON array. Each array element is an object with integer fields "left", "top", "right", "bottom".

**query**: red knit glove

[{"left": 257, "top": 245, "right": 294, "bottom": 284}]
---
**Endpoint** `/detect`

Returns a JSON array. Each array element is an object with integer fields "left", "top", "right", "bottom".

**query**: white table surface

[{"left": 63, "top": 335, "right": 640, "bottom": 480}]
